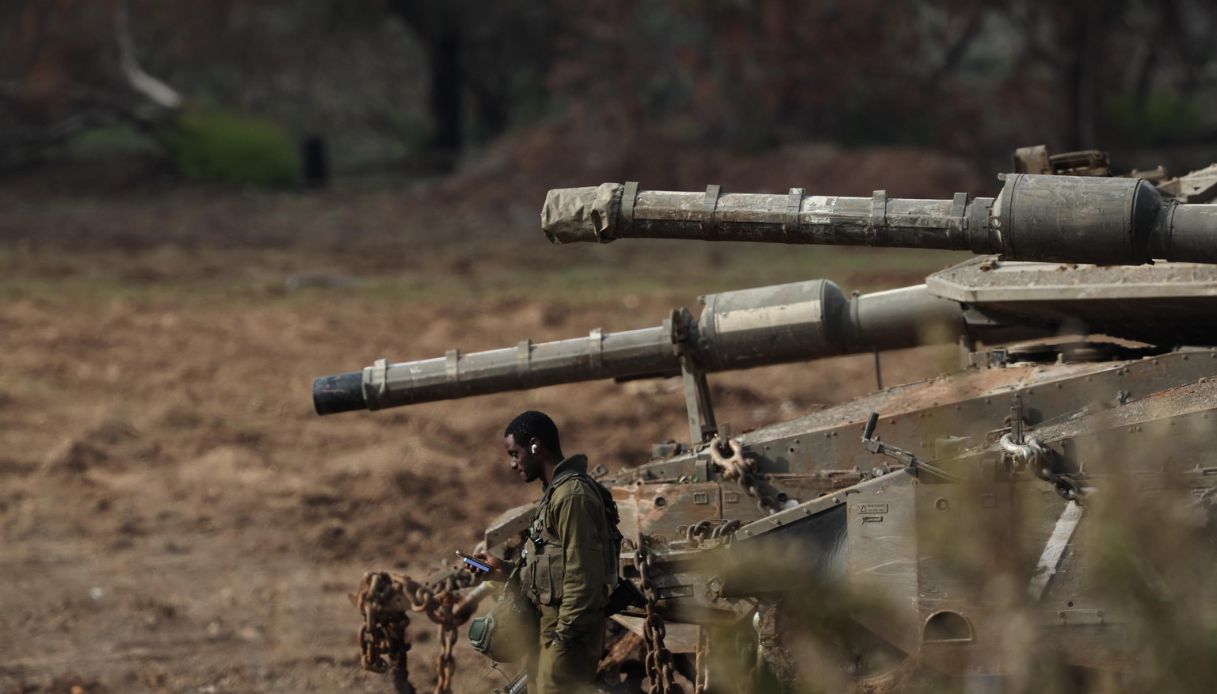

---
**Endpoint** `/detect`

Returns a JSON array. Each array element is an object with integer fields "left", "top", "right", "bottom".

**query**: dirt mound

[
  {"left": 41, "top": 421, "right": 155, "bottom": 475},
  {"left": 301, "top": 466, "right": 487, "bottom": 564}
]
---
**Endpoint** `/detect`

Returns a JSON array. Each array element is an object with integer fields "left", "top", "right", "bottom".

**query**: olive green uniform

[{"left": 520, "top": 454, "right": 614, "bottom": 693}]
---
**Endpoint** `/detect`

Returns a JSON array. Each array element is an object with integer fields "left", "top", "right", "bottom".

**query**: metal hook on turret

[
  {"left": 998, "top": 432, "right": 1085, "bottom": 503},
  {"left": 708, "top": 435, "right": 755, "bottom": 487}
]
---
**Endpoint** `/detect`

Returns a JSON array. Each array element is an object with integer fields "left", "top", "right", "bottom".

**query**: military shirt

[{"left": 521, "top": 454, "right": 613, "bottom": 642}]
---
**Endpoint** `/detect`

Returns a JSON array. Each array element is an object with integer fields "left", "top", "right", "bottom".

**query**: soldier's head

[{"left": 503, "top": 410, "right": 563, "bottom": 483}]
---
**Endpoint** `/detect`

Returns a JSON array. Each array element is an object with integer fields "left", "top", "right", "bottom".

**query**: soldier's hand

[{"left": 470, "top": 552, "right": 508, "bottom": 582}]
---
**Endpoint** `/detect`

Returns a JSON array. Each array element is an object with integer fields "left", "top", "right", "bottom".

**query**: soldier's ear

[{"left": 529, "top": 437, "right": 540, "bottom": 454}]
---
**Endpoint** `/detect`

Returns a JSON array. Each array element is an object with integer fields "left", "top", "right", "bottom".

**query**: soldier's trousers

[{"left": 527, "top": 604, "right": 606, "bottom": 694}]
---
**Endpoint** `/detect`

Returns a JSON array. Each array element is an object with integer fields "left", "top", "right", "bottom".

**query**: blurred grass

[{"left": 689, "top": 476, "right": 1217, "bottom": 693}]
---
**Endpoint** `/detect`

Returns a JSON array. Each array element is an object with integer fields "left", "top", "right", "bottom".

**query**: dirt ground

[{"left": 0, "top": 145, "right": 978, "bottom": 693}]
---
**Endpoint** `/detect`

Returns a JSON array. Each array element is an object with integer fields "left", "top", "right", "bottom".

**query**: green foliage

[
  {"left": 162, "top": 108, "right": 301, "bottom": 187},
  {"left": 1102, "top": 93, "right": 1205, "bottom": 147},
  {"left": 67, "top": 125, "right": 160, "bottom": 157}
]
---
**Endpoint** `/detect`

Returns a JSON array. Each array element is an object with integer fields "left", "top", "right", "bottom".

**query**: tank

[{"left": 326, "top": 149, "right": 1217, "bottom": 693}]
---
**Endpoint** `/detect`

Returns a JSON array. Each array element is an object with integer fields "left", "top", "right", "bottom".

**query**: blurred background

[
  {"left": 3, "top": 1, "right": 1217, "bottom": 692},
  {"left": 7, "top": 0, "right": 1217, "bottom": 185}
]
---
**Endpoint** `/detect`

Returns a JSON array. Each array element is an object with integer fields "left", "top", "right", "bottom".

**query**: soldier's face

[{"left": 504, "top": 434, "right": 542, "bottom": 483}]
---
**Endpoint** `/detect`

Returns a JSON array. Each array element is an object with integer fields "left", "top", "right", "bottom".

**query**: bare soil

[{"left": 0, "top": 144, "right": 977, "bottom": 693}]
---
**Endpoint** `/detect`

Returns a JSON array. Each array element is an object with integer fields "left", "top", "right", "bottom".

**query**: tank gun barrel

[
  {"left": 542, "top": 175, "right": 1217, "bottom": 265},
  {"left": 312, "top": 281, "right": 963, "bottom": 415}
]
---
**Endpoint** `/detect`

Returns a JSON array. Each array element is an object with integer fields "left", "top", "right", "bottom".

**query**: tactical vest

[{"left": 522, "top": 470, "right": 622, "bottom": 607}]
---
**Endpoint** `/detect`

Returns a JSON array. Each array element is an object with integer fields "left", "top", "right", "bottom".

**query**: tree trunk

[
  {"left": 426, "top": 30, "right": 462, "bottom": 163},
  {"left": 1065, "top": 2, "right": 1097, "bottom": 150}
]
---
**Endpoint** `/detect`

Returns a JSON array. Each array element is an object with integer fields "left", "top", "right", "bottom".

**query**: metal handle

[{"left": 862, "top": 412, "right": 879, "bottom": 442}]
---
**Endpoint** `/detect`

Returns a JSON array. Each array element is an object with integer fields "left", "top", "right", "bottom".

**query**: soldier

[{"left": 475, "top": 410, "right": 613, "bottom": 693}]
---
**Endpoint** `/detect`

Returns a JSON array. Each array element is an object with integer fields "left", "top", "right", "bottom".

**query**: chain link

[
  {"left": 685, "top": 518, "right": 742, "bottom": 548},
  {"left": 356, "top": 572, "right": 412, "bottom": 680},
  {"left": 635, "top": 539, "right": 684, "bottom": 694},
  {"left": 433, "top": 586, "right": 458, "bottom": 694},
  {"left": 354, "top": 569, "right": 484, "bottom": 694}
]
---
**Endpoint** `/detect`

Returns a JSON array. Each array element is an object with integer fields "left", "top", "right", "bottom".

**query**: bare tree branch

[
  {"left": 924, "top": 5, "right": 985, "bottom": 86},
  {"left": 997, "top": 2, "right": 1065, "bottom": 71},
  {"left": 115, "top": 0, "right": 181, "bottom": 110}
]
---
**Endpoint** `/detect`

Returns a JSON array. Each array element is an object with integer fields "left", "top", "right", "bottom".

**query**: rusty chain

[
  {"left": 354, "top": 569, "right": 485, "bottom": 694},
  {"left": 357, "top": 571, "right": 412, "bottom": 682},
  {"left": 684, "top": 518, "right": 742, "bottom": 548},
  {"left": 685, "top": 520, "right": 714, "bottom": 546},
  {"left": 635, "top": 539, "right": 684, "bottom": 694}
]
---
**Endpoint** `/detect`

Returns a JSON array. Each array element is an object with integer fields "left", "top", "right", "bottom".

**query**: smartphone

[{"left": 456, "top": 550, "right": 493, "bottom": 573}]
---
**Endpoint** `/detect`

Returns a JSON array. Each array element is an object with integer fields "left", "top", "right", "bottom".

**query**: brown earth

[{"left": 0, "top": 144, "right": 976, "bottom": 693}]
